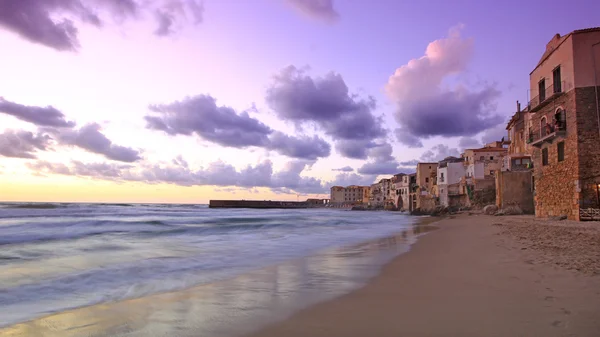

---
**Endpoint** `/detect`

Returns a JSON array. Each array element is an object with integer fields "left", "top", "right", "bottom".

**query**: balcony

[
  {"left": 527, "top": 124, "right": 566, "bottom": 147},
  {"left": 528, "top": 81, "right": 565, "bottom": 112}
]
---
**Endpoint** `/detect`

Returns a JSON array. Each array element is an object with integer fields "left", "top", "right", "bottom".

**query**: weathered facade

[
  {"left": 411, "top": 163, "right": 437, "bottom": 212},
  {"left": 528, "top": 28, "right": 600, "bottom": 220},
  {"left": 437, "top": 158, "right": 466, "bottom": 207},
  {"left": 503, "top": 101, "right": 534, "bottom": 171},
  {"left": 330, "top": 185, "right": 369, "bottom": 206},
  {"left": 495, "top": 171, "right": 534, "bottom": 214}
]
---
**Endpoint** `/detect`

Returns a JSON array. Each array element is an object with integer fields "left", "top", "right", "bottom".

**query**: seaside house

[
  {"left": 393, "top": 173, "right": 413, "bottom": 211},
  {"left": 330, "top": 185, "right": 370, "bottom": 207},
  {"left": 526, "top": 28, "right": 600, "bottom": 220},
  {"left": 411, "top": 163, "right": 438, "bottom": 212},
  {"left": 369, "top": 182, "right": 383, "bottom": 208},
  {"left": 503, "top": 101, "right": 534, "bottom": 172},
  {"left": 437, "top": 157, "right": 467, "bottom": 207}
]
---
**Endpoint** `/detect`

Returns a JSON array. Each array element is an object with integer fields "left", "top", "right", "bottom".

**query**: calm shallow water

[{"left": 0, "top": 202, "right": 423, "bottom": 336}]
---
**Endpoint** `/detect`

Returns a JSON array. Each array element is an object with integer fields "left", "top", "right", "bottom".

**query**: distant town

[{"left": 330, "top": 27, "right": 600, "bottom": 222}]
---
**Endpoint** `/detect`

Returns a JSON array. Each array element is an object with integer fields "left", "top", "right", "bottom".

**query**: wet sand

[{"left": 249, "top": 214, "right": 600, "bottom": 337}]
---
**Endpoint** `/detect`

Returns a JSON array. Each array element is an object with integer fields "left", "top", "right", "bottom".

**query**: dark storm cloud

[
  {"left": 54, "top": 123, "right": 142, "bottom": 162},
  {"left": 265, "top": 66, "right": 386, "bottom": 159},
  {"left": 0, "top": 97, "right": 75, "bottom": 128},
  {"left": 385, "top": 25, "right": 503, "bottom": 146},
  {"left": 0, "top": 130, "right": 52, "bottom": 159},
  {"left": 146, "top": 94, "right": 331, "bottom": 160},
  {"left": 0, "top": 0, "right": 203, "bottom": 51},
  {"left": 332, "top": 166, "right": 353, "bottom": 172},
  {"left": 286, "top": 0, "right": 339, "bottom": 22}
]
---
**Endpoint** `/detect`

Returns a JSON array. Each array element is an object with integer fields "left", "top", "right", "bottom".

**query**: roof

[
  {"left": 417, "top": 162, "right": 438, "bottom": 165},
  {"left": 531, "top": 27, "right": 600, "bottom": 75},
  {"left": 471, "top": 147, "right": 507, "bottom": 152}
]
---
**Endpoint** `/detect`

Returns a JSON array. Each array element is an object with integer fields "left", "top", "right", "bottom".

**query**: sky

[{"left": 0, "top": 0, "right": 598, "bottom": 203}]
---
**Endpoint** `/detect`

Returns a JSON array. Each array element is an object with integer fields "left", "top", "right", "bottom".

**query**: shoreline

[
  {"left": 247, "top": 213, "right": 600, "bottom": 337},
  {"left": 0, "top": 213, "right": 426, "bottom": 337}
]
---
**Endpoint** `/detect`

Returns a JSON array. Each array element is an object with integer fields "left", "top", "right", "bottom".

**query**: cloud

[
  {"left": 398, "top": 159, "right": 419, "bottom": 166},
  {"left": 480, "top": 121, "right": 508, "bottom": 145},
  {"left": 385, "top": 25, "right": 503, "bottom": 146},
  {"left": 0, "top": 130, "right": 52, "bottom": 159},
  {"left": 28, "top": 158, "right": 327, "bottom": 194},
  {"left": 267, "top": 132, "right": 331, "bottom": 160},
  {"left": 0, "top": 97, "right": 75, "bottom": 127},
  {"left": 420, "top": 144, "right": 460, "bottom": 162},
  {"left": 327, "top": 173, "right": 376, "bottom": 187},
  {"left": 146, "top": 94, "right": 272, "bottom": 147},
  {"left": 458, "top": 136, "right": 482, "bottom": 150},
  {"left": 332, "top": 166, "right": 353, "bottom": 172},
  {"left": 286, "top": 0, "right": 339, "bottom": 22},
  {"left": 265, "top": 66, "right": 386, "bottom": 158},
  {"left": 357, "top": 143, "right": 402, "bottom": 175},
  {"left": 154, "top": 1, "right": 204, "bottom": 36},
  {"left": 0, "top": 0, "right": 203, "bottom": 51},
  {"left": 394, "top": 129, "right": 424, "bottom": 148},
  {"left": 146, "top": 94, "right": 331, "bottom": 159},
  {"left": 334, "top": 139, "right": 377, "bottom": 160},
  {"left": 53, "top": 123, "right": 142, "bottom": 162}
]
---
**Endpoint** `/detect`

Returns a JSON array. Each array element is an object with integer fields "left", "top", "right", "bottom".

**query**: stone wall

[
  {"left": 496, "top": 171, "right": 534, "bottom": 214},
  {"left": 530, "top": 89, "right": 580, "bottom": 219},
  {"left": 575, "top": 86, "right": 600, "bottom": 209}
]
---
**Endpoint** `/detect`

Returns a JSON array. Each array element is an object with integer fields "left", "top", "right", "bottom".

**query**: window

[
  {"left": 539, "top": 78, "right": 546, "bottom": 102},
  {"left": 440, "top": 173, "right": 445, "bottom": 182},
  {"left": 558, "top": 142, "right": 565, "bottom": 162},
  {"left": 542, "top": 148, "right": 548, "bottom": 166},
  {"left": 429, "top": 166, "right": 431, "bottom": 169},
  {"left": 490, "top": 156, "right": 494, "bottom": 160},
  {"left": 541, "top": 116, "right": 547, "bottom": 137},
  {"left": 425, "top": 177, "right": 429, "bottom": 183},
  {"left": 480, "top": 156, "right": 484, "bottom": 161},
  {"left": 553, "top": 66, "right": 561, "bottom": 93}
]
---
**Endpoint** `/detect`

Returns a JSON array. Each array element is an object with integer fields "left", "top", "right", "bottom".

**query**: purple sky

[{"left": 0, "top": 0, "right": 598, "bottom": 202}]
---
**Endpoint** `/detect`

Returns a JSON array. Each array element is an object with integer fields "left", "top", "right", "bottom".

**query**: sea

[{"left": 0, "top": 202, "right": 427, "bottom": 337}]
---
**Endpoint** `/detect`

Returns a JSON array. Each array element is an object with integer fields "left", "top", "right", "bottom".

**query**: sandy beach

[{"left": 249, "top": 214, "right": 600, "bottom": 337}]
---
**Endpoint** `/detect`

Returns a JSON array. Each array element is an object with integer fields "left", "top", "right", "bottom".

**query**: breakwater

[{"left": 209, "top": 199, "right": 328, "bottom": 209}]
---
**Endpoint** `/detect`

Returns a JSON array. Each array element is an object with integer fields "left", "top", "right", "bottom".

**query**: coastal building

[
  {"left": 330, "top": 185, "right": 369, "bottom": 206},
  {"left": 411, "top": 163, "right": 438, "bottom": 212},
  {"left": 380, "top": 178, "right": 395, "bottom": 208},
  {"left": 330, "top": 186, "right": 344, "bottom": 204},
  {"left": 393, "top": 173, "right": 413, "bottom": 211},
  {"left": 369, "top": 182, "right": 383, "bottom": 208},
  {"left": 503, "top": 101, "right": 534, "bottom": 171},
  {"left": 437, "top": 157, "right": 467, "bottom": 207},
  {"left": 463, "top": 147, "right": 507, "bottom": 177},
  {"left": 526, "top": 28, "right": 600, "bottom": 220}
]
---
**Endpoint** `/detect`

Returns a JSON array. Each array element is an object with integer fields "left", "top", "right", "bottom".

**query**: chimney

[{"left": 517, "top": 100, "right": 521, "bottom": 112}]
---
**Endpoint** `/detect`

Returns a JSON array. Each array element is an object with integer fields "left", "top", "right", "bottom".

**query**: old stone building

[
  {"left": 330, "top": 185, "right": 369, "bottom": 206},
  {"left": 528, "top": 28, "right": 600, "bottom": 220},
  {"left": 503, "top": 101, "right": 534, "bottom": 171},
  {"left": 437, "top": 157, "right": 466, "bottom": 207}
]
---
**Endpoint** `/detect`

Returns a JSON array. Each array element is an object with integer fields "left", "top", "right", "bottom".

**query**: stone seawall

[{"left": 209, "top": 200, "right": 311, "bottom": 209}]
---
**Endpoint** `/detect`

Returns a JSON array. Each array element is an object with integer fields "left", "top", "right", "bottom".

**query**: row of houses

[{"left": 331, "top": 27, "right": 600, "bottom": 221}]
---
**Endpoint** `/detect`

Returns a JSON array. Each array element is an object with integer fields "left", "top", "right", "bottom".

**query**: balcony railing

[
  {"left": 527, "top": 123, "right": 566, "bottom": 147},
  {"left": 528, "top": 81, "right": 565, "bottom": 112}
]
